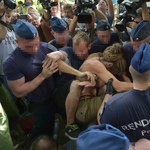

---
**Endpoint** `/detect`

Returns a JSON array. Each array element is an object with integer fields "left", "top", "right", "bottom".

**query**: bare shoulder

[
  {"left": 87, "top": 52, "right": 103, "bottom": 60},
  {"left": 79, "top": 57, "right": 104, "bottom": 72}
]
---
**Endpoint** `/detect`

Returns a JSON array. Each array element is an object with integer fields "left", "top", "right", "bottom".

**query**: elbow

[{"left": 13, "top": 92, "right": 24, "bottom": 98}]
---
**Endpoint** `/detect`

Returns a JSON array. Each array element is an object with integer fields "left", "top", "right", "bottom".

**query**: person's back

[{"left": 99, "top": 43, "right": 150, "bottom": 142}]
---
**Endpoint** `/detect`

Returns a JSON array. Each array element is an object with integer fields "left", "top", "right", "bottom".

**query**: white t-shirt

[
  {"left": 52, "top": 10, "right": 61, "bottom": 18},
  {"left": 0, "top": 30, "right": 18, "bottom": 75}
]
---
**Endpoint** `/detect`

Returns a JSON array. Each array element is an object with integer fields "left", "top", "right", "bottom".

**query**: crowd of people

[{"left": 0, "top": 0, "right": 150, "bottom": 149}]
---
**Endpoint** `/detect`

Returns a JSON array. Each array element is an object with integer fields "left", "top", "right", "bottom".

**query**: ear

[
  {"left": 51, "top": 30, "right": 54, "bottom": 36},
  {"left": 106, "top": 62, "right": 113, "bottom": 68},
  {"left": 88, "top": 43, "right": 91, "bottom": 50},
  {"left": 15, "top": 39, "right": 19, "bottom": 46}
]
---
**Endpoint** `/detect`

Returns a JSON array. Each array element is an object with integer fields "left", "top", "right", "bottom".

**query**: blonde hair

[
  {"left": 102, "top": 43, "right": 126, "bottom": 74},
  {"left": 73, "top": 31, "right": 90, "bottom": 47},
  {"left": 27, "top": 5, "right": 39, "bottom": 14}
]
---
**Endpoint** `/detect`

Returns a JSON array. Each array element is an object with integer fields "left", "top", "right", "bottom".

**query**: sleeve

[
  {"left": 99, "top": 102, "right": 117, "bottom": 127},
  {"left": 57, "top": 10, "right": 61, "bottom": 18},
  {"left": 58, "top": 47, "right": 73, "bottom": 54},
  {"left": 3, "top": 58, "right": 24, "bottom": 81},
  {"left": 105, "top": 13, "right": 114, "bottom": 27}
]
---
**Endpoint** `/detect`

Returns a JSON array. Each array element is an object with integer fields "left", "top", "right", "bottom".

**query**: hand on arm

[
  {"left": 82, "top": 58, "right": 133, "bottom": 92},
  {"left": 42, "top": 51, "right": 64, "bottom": 68},
  {"left": 7, "top": 62, "right": 58, "bottom": 98}
]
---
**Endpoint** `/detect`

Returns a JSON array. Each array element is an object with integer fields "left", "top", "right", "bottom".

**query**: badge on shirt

[{"left": 48, "top": 43, "right": 58, "bottom": 52}]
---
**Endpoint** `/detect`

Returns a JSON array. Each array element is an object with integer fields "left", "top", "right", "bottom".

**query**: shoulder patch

[{"left": 47, "top": 43, "right": 58, "bottom": 52}]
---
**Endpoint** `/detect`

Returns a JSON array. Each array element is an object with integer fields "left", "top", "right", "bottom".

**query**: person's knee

[{"left": 69, "top": 80, "right": 82, "bottom": 94}]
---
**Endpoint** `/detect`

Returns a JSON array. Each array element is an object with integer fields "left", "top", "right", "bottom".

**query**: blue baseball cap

[
  {"left": 97, "top": 20, "right": 110, "bottom": 31},
  {"left": 50, "top": 17, "right": 67, "bottom": 33},
  {"left": 15, "top": 19, "right": 37, "bottom": 39},
  {"left": 130, "top": 20, "right": 150, "bottom": 41},
  {"left": 77, "top": 124, "right": 130, "bottom": 150},
  {"left": 131, "top": 43, "right": 150, "bottom": 73},
  {"left": 22, "top": 2, "right": 32, "bottom": 6}
]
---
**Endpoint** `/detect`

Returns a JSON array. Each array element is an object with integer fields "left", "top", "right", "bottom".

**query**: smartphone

[{"left": 17, "top": 15, "right": 27, "bottom": 19}]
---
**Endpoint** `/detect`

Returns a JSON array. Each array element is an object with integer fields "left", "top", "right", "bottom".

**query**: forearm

[
  {"left": 11, "top": 73, "right": 46, "bottom": 98},
  {"left": 57, "top": 59, "right": 81, "bottom": 77},
  {"left": 69, "top": 16, "right": 78, "bottom": 37},
  {"left": 106, "top": 0, "right": 114, "bottom": 18},
  {"left": 94, "top": 8, "right": 107, "bottom": 20},
  {"left": 96, "top": 70, "right": 133, "bottom": 92},
  {"left": 88, "top": 59, "right": 133, "bottom": 92},
  {"left": 142, "top": 2, "right": 150, "bottom": 21},
  {"left": 57, "top": 0, "right": 60, "bottom": 12},
  {"left": 0, "top": 13, "right": 7, "bottom": 40}
]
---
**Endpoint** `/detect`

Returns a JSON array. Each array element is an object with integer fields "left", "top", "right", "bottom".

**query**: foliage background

[{"left": 16, "top": 0, "right": 75, "bottom": 16}]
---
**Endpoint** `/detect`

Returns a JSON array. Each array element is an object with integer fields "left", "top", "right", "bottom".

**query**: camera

[
  {"left": 76, "top": 0, "right": 99, "bottom": 23},
  {"left": 39, "top": 0, "right": 58, "bottom": 19},
  {"left": 124, "top": 0, "right": 146, "bottom": 17},
  {"left": 117, "top": 0, "right": 146, "bottom": 18},
  {"left": 4, "top": 0, "right": 16, "bottom": 10},
  {"left": 115, "top": 11, "right": 133, "bottom": 32}
]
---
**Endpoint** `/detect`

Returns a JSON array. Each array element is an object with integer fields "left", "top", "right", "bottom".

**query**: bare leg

[{"left": 65, "top": 80, "right": 83, "bottom": 126}]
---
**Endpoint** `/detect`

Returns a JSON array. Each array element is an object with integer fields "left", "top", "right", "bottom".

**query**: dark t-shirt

[
  {"left": 88, "top": 31, "right": 120, "bottom": 55},
  {"left": 56, "top": 46, "right": 85, "bottom": 86},
  {"left": 123, "top": 42, "right": 136, "bottom": 81},
  {"left": 49, "top": 36, "right": 72, "bottom": 50},
  {"left": 100, "top": 87, "right": 150, "bottom": 142},
  {"left": 3, "top": 42, "right": 55, "bottom": 103}
]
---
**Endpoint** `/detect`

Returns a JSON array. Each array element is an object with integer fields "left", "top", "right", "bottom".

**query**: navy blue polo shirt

[
  {"left": 56, "top": 46, "right": 85, "bottom": 86},
  {"left": 88, "top": 31, "right": 120, "bottom": 55},
  {"left": 49, "top": 36, "right": 72, "bottom": 50},
  {"left": 3, "top": 42, "right": 55, "bottom": 103},
  {"left": 100, "top": 87, "right": 150, "bottom": 142}
]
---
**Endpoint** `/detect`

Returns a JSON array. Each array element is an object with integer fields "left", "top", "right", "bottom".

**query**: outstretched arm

[
  {"left": 79, "top": 58, "right": 133, "bottom": 92},
  {"left": 44, "top": 51, "right": 96, "bottom": 84},
  {"left": 106, "top": 0, "right": 114, "bottom": 18},
  {"left": 141, "top": 2, "right": 150, "bottom": 22},
  {"left": 93, "top": 7, "right": 107, "bottom": 20}
]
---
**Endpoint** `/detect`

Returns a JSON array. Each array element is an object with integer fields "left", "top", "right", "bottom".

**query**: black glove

[{"left": 105, "top": 78, "right": 114, "bottom": 95}]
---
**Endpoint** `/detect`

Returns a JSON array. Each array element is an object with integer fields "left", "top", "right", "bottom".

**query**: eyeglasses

[{"left": 99, "top": 1, "right": 105, "bottom": 4}]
